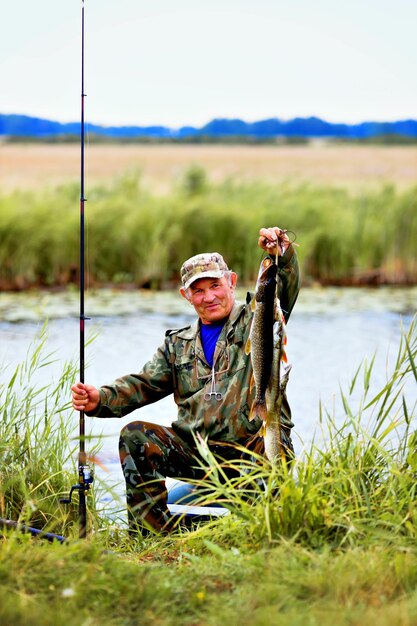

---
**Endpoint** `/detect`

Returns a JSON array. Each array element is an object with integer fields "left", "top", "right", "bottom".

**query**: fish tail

[{"left": 249, "top": 398, "right": 268, "bottom": 422}]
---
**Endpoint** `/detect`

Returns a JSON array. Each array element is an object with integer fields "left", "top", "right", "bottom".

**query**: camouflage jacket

[{"left": 90, "top": 246, "right": 301, "bottom": 443}]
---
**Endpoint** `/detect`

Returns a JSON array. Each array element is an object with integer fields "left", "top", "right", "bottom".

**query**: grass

[
  {"left": 0, "top": 316, "right": 416, "bottom": 624},
  {"left": 2, "top": 540, "right": 417, "bottom": 626},
  {"left": 0, "top": 171, "right": 416, "bottom": 289}
]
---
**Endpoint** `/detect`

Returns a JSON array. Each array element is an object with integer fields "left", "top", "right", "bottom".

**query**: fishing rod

[
  {"left": 60, "top": 0, "right": 93, "bottom": 538},
  {"left": 0, "top": 518, "right": 66, "bottom": 544}
]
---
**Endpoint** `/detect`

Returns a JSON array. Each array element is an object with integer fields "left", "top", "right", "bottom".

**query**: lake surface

[{"left": 1, "top": 286, "right": 416, "bottom": 512}]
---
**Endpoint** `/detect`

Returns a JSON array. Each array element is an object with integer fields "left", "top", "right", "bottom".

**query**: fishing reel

[{"left": 59, "top": 464, "right": 94, "bottom": 505}]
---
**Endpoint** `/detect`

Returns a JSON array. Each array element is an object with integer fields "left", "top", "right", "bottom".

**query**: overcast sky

[{"left": 2, "top": 0, "right": 416, "bottom": 128}]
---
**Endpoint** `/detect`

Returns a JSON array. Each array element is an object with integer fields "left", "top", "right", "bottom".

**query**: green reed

[
  {"left": 0, "top": 324, "right": 100, "bottom": 535},
  {"left": 0, "top": 170, "right": 416, "bottom": 289}
]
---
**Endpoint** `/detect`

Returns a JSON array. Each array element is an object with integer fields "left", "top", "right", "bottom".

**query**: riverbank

[{"left": 2, "top": 537, "right": 417, "bottom": 626}]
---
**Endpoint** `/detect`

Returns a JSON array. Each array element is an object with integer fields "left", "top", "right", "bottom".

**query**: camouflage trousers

[{"left": 119, "top": 420, "right": 294, "bottom": 534}]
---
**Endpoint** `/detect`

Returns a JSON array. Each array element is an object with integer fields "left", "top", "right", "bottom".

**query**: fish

[
  {"left": 245, "top": 256, "right": 278, "bottom": 423},
  {"left": 246, "top": 255, "right": 291, "bottom": 462},
  {"left": 263, "top": 306, "right": 292, "bottom": 462}
]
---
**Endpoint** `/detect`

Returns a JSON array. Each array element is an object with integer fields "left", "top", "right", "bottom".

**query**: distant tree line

[{"left": 4, "top": 134, "right": 417, "bottom": 145}]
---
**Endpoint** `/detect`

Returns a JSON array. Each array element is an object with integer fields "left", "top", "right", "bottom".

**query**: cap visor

[{"left": 184, "top": 271, "right": 224, "bottom": 290}]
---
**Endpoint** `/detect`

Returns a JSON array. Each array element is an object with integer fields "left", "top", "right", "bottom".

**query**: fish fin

[
  {"left": 274, "top": 305, "right": 281, "bottom": 323},
  {"left": 281, "top": 350, "right": 288, "bottom": 363},
  {"left": 250, "top": 298, "right": 256, "bottom": 312},
  {"left": 249, "top": 399, "right": 268, "bottom": 422},
  {"left": 281, "top": 363, "right": 292, "bottom": 381},
  {"left": 245, "top": 337, "right": 251, "bottom": 355},
  {"left": 249, "top": 373, "right": 255, "bottom": 393},
  {"left": 259, "top": 422, "right": 266, "bottom": 437}
]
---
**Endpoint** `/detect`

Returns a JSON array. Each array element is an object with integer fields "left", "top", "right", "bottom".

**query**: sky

[{"left": 2, "top": 0, "right": 416, "bottom": 128}]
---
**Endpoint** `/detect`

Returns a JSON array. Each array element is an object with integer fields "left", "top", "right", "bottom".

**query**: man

[{"left": 71, "top": 226, "right": 301, "bottom": 534}]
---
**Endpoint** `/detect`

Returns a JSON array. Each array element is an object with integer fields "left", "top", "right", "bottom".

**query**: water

[{"left": 1, "top": 287, "right": 416, "bottom": 509}]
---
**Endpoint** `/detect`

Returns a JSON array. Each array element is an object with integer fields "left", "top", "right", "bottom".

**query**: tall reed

[{"left": 0, "top": 171, "right": 416, "bottom": 288}]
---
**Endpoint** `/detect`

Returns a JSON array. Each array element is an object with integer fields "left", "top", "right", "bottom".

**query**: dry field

[{"left": 1, "top": 142, "right": 416, "bottom": 193}]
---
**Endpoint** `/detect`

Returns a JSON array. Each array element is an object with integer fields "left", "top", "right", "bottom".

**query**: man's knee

[
  {"left": 120, "top": 420, "right": 147, "bottom": 438},
  {"left": 119, "top": 421, "right": 149, "bottom": 463},
  {"left": 120, "top": 421, "right": 157, "bottom": 453}
]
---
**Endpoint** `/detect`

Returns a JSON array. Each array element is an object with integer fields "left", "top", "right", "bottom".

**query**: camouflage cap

[{"left": 181, "top": 252, "right": 229, "bottom": 290}]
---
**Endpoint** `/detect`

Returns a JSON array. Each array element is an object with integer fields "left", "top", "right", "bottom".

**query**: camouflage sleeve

[
  {"left": 276, "top": 245, "right": 301, "bottom": 322},
  {"left": 89, "top": 339, "right": 174, "bottom": 418}
]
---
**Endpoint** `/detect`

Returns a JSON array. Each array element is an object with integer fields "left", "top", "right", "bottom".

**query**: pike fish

[
  {"left": 264, "top": 309, "right": 292, "bottom": 462},
  {"left": 246, "top": 255, "right": 291, "bottom": 462},
  {"left": 246, "top": 257, "right": 277, "bottom": 422}
]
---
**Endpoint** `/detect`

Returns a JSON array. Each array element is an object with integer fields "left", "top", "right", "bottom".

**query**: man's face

[{"left": 180, "top": 273, "right": 237, "bottom": 325}]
